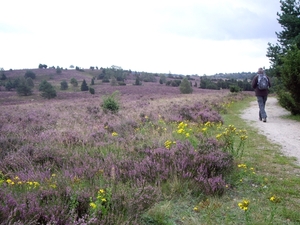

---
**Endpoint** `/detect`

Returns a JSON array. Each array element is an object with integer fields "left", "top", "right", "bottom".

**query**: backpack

[{"left": 257, "top": 74, "right": 269, "bottom": 90}]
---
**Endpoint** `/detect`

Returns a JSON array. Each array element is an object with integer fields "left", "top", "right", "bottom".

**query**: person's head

[{"left": 258, "top": 68, "right": 264, "bottom": 74}]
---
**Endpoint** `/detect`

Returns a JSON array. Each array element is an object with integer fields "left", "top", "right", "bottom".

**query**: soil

[{"left": 240, "top": 96, "right": 300, "bottom": 165}]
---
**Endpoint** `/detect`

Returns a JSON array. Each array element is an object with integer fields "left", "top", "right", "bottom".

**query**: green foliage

[
  {"left": 135, "top": 76, "right": 142, "bottom": 85},
  {"left": 24, "top": 70, "right": 36, "bottom": 79},
  {"left": 229, "top": 85, "right": 241, "bottom": 93},
  {"left": 91, "top": 77, "right": 95, "bottom": 85},
  {"left": 16, "top": 78, "right": 32, "bottom": 96},
  {"left": 60, "top": 80, "right": 68, "bottom": 90},
  {"left": 39, "top": 80, "right": 57, "bottom": 99},
  {"left": 38, "top": 64, "right": 47, "bottom": 69},
  {"left": 5, "top": 80, "right": 13, "bottom": 91},
  {"left": 266, "top": 0, "right": 300, "bottom": 114},
  {"left": 0, "top": 73, "right": 6, "bottom": 81},
  {"left": 89, "top": 87, "right": 95, "bottom": 94},
  {"left": 278, "top": 46, "right": 300, "bottom": 114},
  {"left": 56, "top": 66, "right": 62, "bottom": 74},
  {"left": 26, "top": 77, "right": 34, "bottom": 88},
  {"left": 70, "top": 78, "right": 78, "bottom": 87},
  {"left": 110, "top": 76, "right": 118, "bottom": 86},
  {"left": 81, "top": 79, "right": 89, "bottom": 91},
  {"left": 101, "top": 91, "right": 120, "bottom": 113},
  {"left": 179, "top": 77, "right": 193, "bottom": 94}
]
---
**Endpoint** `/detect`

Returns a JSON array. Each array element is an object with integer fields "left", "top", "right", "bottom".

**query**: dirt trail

[{"left": 240, "top": 96, "right": 300, "bottom": 165}]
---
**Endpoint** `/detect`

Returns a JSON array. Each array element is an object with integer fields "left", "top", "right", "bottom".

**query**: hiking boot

[{"left": 263, "top": 118, "right": 266, "bottom": 122}]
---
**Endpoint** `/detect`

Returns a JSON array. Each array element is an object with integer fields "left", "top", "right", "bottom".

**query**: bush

[
  {"left": 70, "top": 78, "right": 78, "bottom": 87},
  {"left": 39, "top": 80, "right": 57, "bottom": 99},
  {"left": 56, "top": 66, "right": 62, "bottom": 74},
  {"left": 60, "top": 80, "right": 68, "bottom": 90},
  {"left": 101, "top": 91, "right": 120, "bottom": 113},
  {"left": 24, "top": 70, "right": 36, "bottom": 79},
  {"left": 180, "top": 77, "right": 193, "bottom": 94},
  {"left": 26, "top": 77, "right": 34, "bottom": 88},
  {"left": 81, "top": 79, "right": 89, "bottom": 91},
  {"left": 89, "top": 87, "right": 95, "bottom": 94},
  {"left": 17, "top": 78, "right": 32, "bottom": 96},
  {"left": 229, "top": 85, "right": 241, "bottom": 93}
]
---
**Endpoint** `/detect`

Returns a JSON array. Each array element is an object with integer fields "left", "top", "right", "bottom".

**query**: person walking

[{"left": 251, "top": 68, "right": 271, "bottom": 122}]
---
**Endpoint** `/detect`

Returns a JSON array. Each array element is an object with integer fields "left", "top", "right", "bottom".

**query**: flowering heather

[{"left": 0, "top": 75, "right": 250, "bottom": 223}]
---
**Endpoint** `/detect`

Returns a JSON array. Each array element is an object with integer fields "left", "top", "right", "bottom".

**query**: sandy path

[{"left": 240, "top": 96, "right": 300, "bottom": 165}]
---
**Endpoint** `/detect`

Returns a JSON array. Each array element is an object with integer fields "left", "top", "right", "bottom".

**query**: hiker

[{"left": 251, "top": 68, "right": 271, "bottom": 122}]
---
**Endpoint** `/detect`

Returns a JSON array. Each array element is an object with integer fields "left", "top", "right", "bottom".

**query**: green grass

[{"left": 141, "top": 96, "right": 300, "bottom": 225}]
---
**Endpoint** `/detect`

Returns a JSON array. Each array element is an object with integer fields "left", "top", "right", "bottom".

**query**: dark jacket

[{"left": 251, "top": 74, "right": 271, "bottom": 96}]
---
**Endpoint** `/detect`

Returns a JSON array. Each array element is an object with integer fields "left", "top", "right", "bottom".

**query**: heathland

[{"left": 0, "top": 68, "right": 299, "bottom": 224}]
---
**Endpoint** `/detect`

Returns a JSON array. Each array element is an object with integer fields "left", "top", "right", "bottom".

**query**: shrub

[
  {"left": 60, "top": 80, "right": 68, "bottom": 90},
  {"left": 39, "top": 80, "right": 57, "bottom": 99},
  {"left": 24, "top": 70, "right": 36, "bottom": 79},
  {"left": 89, "top": 87, "right": 95, "bottom": 94},
  {"left": 81, "top": 79, "right": 89, "bottom": 91},
  {"left": 56, "top": 66, "right": 62, "bottom": 74},
  {"left": 229, "top": 85, "right": 241, "bottom": 93},
  {"left": 180, "top": 77, "right": 193, "bottom": 94},
  {"left": 110, "top": 76, "right": 118, "bottom": 86},
  {"left": 26, "top": 77, "right": 34, "bottom": 88},
  {"left": 17, "top": 78, "right": 32, "bottom": 96},
  {"left": 101, "top": 91, "right": 120, "bottom": 113},
  {"left": 70, "top": 78, "right": 78, "bottom": 87}
]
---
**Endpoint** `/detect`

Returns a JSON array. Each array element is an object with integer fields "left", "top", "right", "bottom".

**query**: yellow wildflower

[
  {"left": 112, "top": 132, "right": 118, "bottom": 136},
  {"left": 90, "top": 202, "right": 97, "bottom": 209}
]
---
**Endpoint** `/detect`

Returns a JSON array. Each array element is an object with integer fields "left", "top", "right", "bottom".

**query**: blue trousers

[{"left": 257, "top": 96, "right": 268, "bottom": 119}]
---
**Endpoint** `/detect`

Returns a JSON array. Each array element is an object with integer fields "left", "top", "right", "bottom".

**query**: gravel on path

[{"left": 240, "top": 96, "right": 300, "bottom": 165}]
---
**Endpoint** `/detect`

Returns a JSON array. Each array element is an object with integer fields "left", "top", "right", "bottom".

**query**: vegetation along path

[{"left": 240, "top": 96, "right": 300, "bottom": 165}]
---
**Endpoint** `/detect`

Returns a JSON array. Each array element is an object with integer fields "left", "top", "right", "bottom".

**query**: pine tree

[
  {"left": 39, "top": 80, "right": 57, "bottom": 99},
  {"left": 267, "top": 0, "right": 300, "bottom": 114},
  {"left": 180, "top": 77, "right": 193, "bottom": 94},
  {"left": 81, "top": 79, "right": 89, "bottom": 91}
]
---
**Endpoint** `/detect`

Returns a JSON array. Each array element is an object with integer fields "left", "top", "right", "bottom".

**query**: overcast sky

[{"left": 0, "top": 0, "right": 282, "bottom": 75}]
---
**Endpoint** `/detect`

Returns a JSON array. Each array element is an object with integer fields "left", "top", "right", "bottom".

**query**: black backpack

[{"left": 257, "top": 74, "right": 268, "bottom": 90}]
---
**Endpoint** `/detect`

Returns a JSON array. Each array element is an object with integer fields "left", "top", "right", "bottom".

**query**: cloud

[{"left": 0, "top": 0, "right": 281, "bottom": 74}]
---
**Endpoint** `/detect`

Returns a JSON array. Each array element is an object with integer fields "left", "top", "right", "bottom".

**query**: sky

[{"left": 0, "top": 0, "right": 282, "bottom": 75}]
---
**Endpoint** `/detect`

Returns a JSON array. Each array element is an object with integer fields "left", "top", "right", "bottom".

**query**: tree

[
  {"left": 81, "top": 79, "right": 89, "bottom": 91},
  {"left": 39, "top": 80, "right": 57, "bottom": 99},
  {"left": 110, "top": 76, "right": 118, "bottom": 86},
  {"left": 70, "top": 78, "right": 78, "bottom": 87},
  {"left": 17, "top": 78, "right": 32, "bottom": 96},
  {"left": 278, "top": 46, "right": 300, "bottom": 114},
  {"left": 26, "top": 77, "right": 34, "bottom": 88},
  {"left": 267, "top": 0, "right": 300, "bottom": 114},
  {"left": 180, "top": 77, "right": 193, "bottom": 94},
  {"left": 60, "top": 80, "right": 68, "bottom": 90},
  {"left": 56, "top": 66, "right": 62, "bottom": 74},
  {"left": 24, "top": 70, "right": 36, "bottom": 79}
]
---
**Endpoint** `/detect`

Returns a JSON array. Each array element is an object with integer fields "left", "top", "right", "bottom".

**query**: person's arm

[{"left": 251, "top": 76, "right": 258, "bottom": 89}]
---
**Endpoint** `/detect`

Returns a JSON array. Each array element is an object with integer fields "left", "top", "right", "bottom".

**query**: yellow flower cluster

[
  {"left": 5, "top": 176, "right": 40, "bottom": 189},
  {"left": 177, "top": 121, "right": 191, "bottom": 138},
  {"left": 269, "top": 195, "right": 280, "bottom": 203},
  {"left": 112, "top": 132, "right": 118, "bottom": 136},
  {"left": 238, "top": 199, "right": 250, "bottom": 211},
  {"left": 90, "top": 188, "right": 111, "bottom": 215},
  {"left": 164, "top": 140, "right": 176, "bottom": 149}
]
